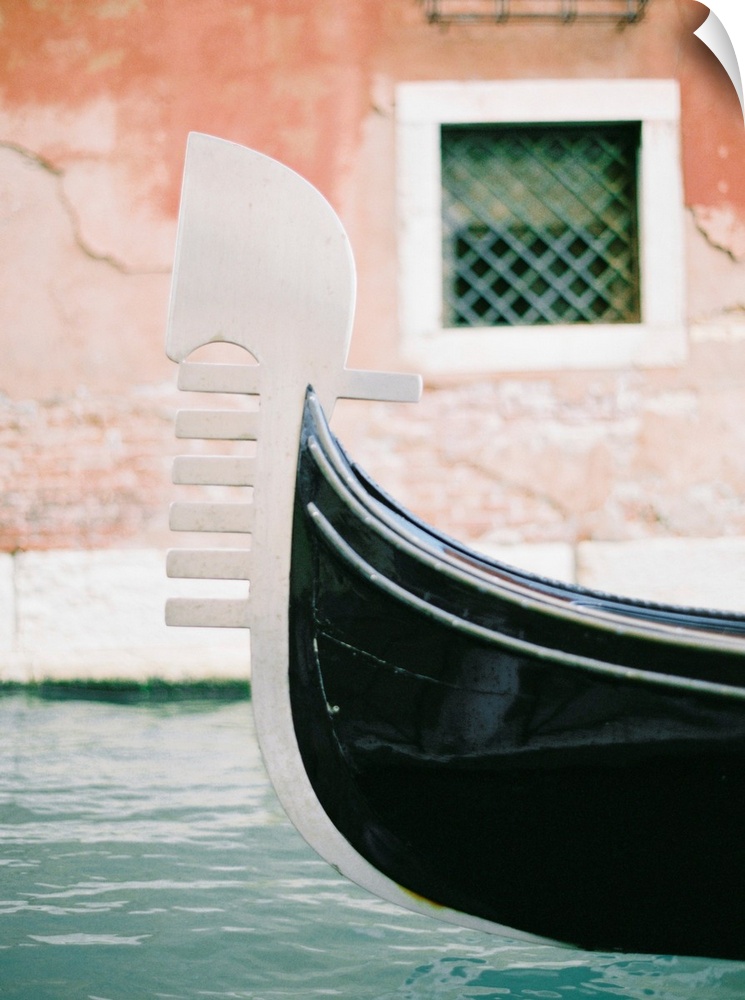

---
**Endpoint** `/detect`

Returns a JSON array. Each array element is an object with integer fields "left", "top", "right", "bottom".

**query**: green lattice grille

[{"left": 441, "top": 123, "right": 641, "bottom": 327}]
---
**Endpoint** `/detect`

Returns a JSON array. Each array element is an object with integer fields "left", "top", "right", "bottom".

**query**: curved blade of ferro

[{"left": 165, "top": 133, "right": 421, "bottom": 631}]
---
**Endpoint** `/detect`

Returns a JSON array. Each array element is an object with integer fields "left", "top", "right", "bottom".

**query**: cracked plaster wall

[
  {"left": 0, "top": 142, "right": 175, "bottom": 550},
  {"left": 0, "top": 143, "right": 171, "bottom": 397},
  {"left": 0, "top": 0, "right": 381, "bottom": 558}
]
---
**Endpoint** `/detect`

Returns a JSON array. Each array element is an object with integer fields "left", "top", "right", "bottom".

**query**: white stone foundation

[{"left": 0, "top": 550, "right": 249, "bottom": 684}]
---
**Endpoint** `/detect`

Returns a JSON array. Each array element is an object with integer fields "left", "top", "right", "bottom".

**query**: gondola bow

[{"left": 165, "top": 134, "right": 745, "bottom": 961}]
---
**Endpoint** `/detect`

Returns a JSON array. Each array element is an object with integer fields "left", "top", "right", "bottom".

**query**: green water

[{"left": 1, "top": 690, "right": 743, "bottom": 999}]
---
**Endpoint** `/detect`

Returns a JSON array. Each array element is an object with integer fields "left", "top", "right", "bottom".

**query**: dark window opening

[{"left": 441, "top": 122, "right": 641, "bottom": 328}]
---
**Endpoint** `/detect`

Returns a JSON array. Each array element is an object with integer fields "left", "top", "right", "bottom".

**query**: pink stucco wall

[{"left": 0, "top": 0, "right": 743, "bottom": 552}]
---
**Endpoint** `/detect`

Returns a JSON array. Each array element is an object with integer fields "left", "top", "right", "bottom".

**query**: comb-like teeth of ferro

[
  {"left": 172, "top": 455, "right": 255, "bottom": 487},
  {"left": 168, "top": 361, "right": 257, "bottom": 630},
  {"left": 175, "top": 409, "right": 259, "bottom": 440},
  {"left": 177, "top": 362, "right": 260, "bottom": 394},
  {"left": 169, "top": 501, "right": 254, "bottom": 533},
  {"left": 165, "top": 597, "right": 250, "bottom": 628},
  {"left": 167, "top": 548, "right": 251, "bottom": 580}
]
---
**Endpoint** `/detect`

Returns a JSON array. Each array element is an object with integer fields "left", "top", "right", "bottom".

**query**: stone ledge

[
  {"left": 0, "top": 554, "right": 14, "bottom": 653},
  {"left": 1, "top": 549, "right": 249, "bottom": 684},
  {"left": 577, "top": 536, "right": 745, "bottom": 612},
  {"left": 471, "top": 539, "right": 575, "bottom": 582}
]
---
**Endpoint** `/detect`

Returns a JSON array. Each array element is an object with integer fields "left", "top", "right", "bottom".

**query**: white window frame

[{"left": 396, "top": 80, "right": 686, "bottom": 374}]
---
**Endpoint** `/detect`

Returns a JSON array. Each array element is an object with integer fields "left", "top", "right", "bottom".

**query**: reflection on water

[{"left": 1, "top": 690, "right": 744, "bottom": 999}]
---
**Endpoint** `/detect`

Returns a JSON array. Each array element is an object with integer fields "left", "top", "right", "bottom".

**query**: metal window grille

[
  {"left": 441, "top": 123, "right": 641, "bottom": 328},
  {"left": 424, "top": 0, "right": 649, "bottom": 23}
]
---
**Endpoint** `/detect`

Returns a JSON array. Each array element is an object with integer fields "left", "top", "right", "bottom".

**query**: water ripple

[{"left": 1, "top": 692, "right": 744, "bottom": 1000}]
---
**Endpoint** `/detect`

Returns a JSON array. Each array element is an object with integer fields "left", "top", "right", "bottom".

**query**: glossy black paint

[{"left": 289, "top": 391, "right": 745, "bottom": 960}]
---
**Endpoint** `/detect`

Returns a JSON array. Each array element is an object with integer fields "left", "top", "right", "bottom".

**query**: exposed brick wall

[
  {"left": 0, "top": 387, "right": 176, "bottom": 551},
  {"left": 3, "top": 321, "right": 742, "bottom": 555},
  {"left": 333, "top": 322, "right": 745, "bottom": 549}
]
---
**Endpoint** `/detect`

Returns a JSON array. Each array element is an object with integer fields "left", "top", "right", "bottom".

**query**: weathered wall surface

[
  {"left": 0, "top": 0, "right": 743, "bottom": 677},
  {"left": 0, "top": 0, "right": 385, "bottom": 553},
  {"left": 335, "top": 318, "right": 745, "bottom": 549}
]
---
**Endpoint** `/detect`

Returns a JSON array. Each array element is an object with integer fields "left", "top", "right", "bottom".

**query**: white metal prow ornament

[{"left": 165, "top": 134, "right": 436, "bottom": 931}]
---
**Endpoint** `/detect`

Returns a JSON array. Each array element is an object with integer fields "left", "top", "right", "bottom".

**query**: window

[
  {"left": 441, "top": 122, "right": 641, "bottom": 327},
  {"left": 396, "top": 81, "right": 685, "bottom": 373}
]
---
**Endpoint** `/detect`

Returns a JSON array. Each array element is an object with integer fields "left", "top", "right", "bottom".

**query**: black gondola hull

[{"left": 289, "top": 392, "right": 745, "bottom": 960}]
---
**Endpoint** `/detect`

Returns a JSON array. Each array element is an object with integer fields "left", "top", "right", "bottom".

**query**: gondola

[{"left": 165, "top": 134, "right": 745, "bottom": 961}]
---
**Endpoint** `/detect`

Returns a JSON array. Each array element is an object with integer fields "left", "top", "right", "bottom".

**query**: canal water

[{"left": 1, "top": 689, "right": 744, "bottom": 1000}]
